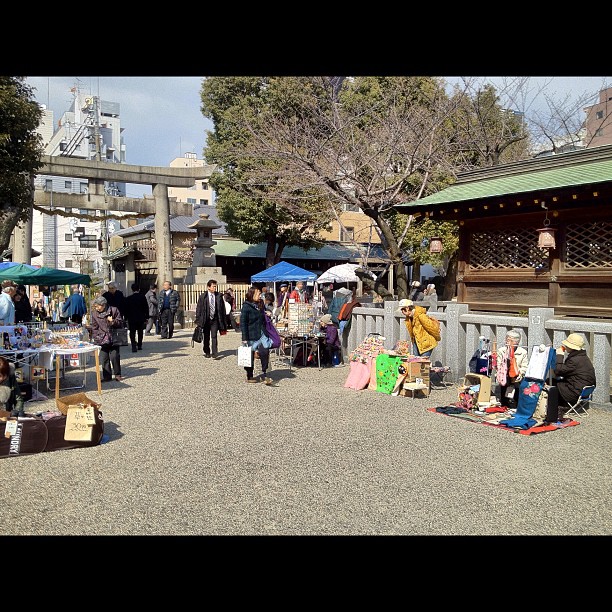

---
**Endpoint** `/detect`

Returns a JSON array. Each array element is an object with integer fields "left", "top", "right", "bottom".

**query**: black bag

[
  {"left": 111, "top": 326, "right": 129, "bottom": 346},
  {"left": 191, "top": 325, "right": 203, "bottom": 347}
]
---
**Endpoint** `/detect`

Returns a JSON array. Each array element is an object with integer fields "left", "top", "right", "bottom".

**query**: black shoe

[
  {"left": 137, "top": 345, "right": 143, "bottom": 350},
  {"left": 212, "top": 353, "right": 219, "bottom": 359},
  {"left": 204, "top": 353, "right": 211, "bottom": 358},
  {"left": 132, "top": 347, "right": 137, "bottom": 353}
]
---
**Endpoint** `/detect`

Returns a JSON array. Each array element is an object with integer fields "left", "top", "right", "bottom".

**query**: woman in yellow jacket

[{"left": 396, "top": 299, "right": 440, "bottom": 357}]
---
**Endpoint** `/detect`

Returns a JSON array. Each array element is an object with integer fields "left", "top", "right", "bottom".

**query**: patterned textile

[
  {"left": 498, "top": 378, "right": 545, "bottom": 429},
  {"left": 375, "top": 354, "right": 405, "bottom": 395}
]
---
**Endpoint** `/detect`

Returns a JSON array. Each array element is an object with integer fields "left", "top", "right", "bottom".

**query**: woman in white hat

[
  {"left": 552, "top": 333, "right": 596, "bottom": 421},
  {"left": 396, "top": 299, "right": 440, "bottom": 358},
  {"left": 421, "top": 283, "right": 438, "bottom": 311}
]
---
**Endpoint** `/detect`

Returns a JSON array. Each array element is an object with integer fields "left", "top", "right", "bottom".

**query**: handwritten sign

[{"left": 64, "top": 406, "right": 94, "bottom": 442}]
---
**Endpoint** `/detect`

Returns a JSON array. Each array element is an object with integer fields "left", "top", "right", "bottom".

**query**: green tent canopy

[{"left": 0, "top": 264, "right": 92, "bottom": 286}]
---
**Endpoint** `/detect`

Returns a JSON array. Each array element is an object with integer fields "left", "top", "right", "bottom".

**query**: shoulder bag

[{"left": 111, "top": 323, "right": 129, "bottom": 346}]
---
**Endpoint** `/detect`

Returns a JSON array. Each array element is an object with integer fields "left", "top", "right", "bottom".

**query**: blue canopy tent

[{"left": 251, "top": 261, "right": 318, "bottom": 283}]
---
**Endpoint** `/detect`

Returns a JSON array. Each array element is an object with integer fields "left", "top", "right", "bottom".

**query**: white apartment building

[
  {"left": 167, "top": 152, "right": 214, "bottom": 206},
  {"left": 30, "top": 86, "right": 126, "bottom": 275}
]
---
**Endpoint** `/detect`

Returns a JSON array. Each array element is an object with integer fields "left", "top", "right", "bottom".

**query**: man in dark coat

[
  {"left": 124, "top": 284, "right": 149, "bottom": 352},
  {"left": 102, "top": 281, "right": 127, "bottom": 318},
  {"left": 195, "top": 279, "right": 227, "bottom": 359},
  {"left": 553, "top": 333, "right": 596, "bottom": 420}
]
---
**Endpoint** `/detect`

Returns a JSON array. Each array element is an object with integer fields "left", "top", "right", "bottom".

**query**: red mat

[{"left": 427, "top": 407, "right": 579, "bottom": 435}]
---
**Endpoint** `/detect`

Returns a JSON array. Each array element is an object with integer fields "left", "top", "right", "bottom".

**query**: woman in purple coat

[{"left": 319, "top": 314, "right": 342, "bottom": 366}]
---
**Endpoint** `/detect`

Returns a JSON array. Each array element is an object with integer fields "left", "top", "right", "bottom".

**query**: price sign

[
  {"left": 64, "top": 406, "right": 94, "bottom": 442},
  {"left": 69, "top": 353, "right": 80, "bottom": 367}
]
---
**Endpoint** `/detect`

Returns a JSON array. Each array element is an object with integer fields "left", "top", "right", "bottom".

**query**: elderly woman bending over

[{"left": 89, "top": 295, "right": 125, "bottom": 382}]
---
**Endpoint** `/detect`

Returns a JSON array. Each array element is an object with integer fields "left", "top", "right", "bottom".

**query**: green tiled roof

[
  {"left": 213, "top": 238, "right": 386, "bottom": 261},
  {"left": 395, "top": 145, "right": 612, "bottom": 213}
]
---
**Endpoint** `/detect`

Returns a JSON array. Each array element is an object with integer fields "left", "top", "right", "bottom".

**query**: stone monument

[{"left": 182, "top": 214, "right": 227, "bottom": 284}]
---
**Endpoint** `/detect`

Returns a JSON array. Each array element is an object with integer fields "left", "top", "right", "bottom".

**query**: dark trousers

[
  {"left": 203, "top": 318, "right": 219, "bottom": 355},
  {"left": 245, "top": 342, "right": 269, "bottom": 379},
  {"left": 70, "top": 314, "right": 84, "bottom": 325},
  {"left": 129, "top": 325, "right": 144, "bottom": 349},
  {"left": 100, "top": 342, "right": 121, "bottom": 379},
  {"left": 159, "top": 309, "right": 175, "bottom": 338},
  {"left": 145, "top": 316, "right": 159, "bottom": 334},
  {"left": 499, "top": 380, "right": 521, "bottom": 409}
]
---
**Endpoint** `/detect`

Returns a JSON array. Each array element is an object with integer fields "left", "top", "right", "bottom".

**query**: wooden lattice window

[
  {"left": 565, "top": 222, "right": 612, "bottom": 268},
  {"left": 469, "top": 229, "right": 548, "bottom": 270}
]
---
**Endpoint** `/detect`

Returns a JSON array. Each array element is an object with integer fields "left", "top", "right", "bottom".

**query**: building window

[
  {"left": 79, "top": 209, "right": 88, "bottom": 216},
  {"left": 596, "top": 110, "right": 604, "bottom": 120},
  {"left": 201, "top": 181, "right": 208, "bottom": 190},
  {"left": 64, "top": 234, "right": 73, "bottom": 242},
  {"left": 340, "top": 226, "right": 354, "bottom": 241},
  {"left": 65, "top": 260, "right": 73, "bottom": 268},
  {"left": 64, "top": 181, "right": 72, "bottom": 190},
  {"left": 64, "top": 207, "right": 73, "bottom": 213},
  {"left": 45, "top": 179, "right": 53, "bottom": 191},
  {"left": 187, "top": 198, "right": 197, "bottom": 205},
  {"left": 199, "top": 199, "right": 208, "bottom": 206},
  {"left": 80, "top": 260, "right": 95, "bottom": 274},
  {"left": 80, "top": 183, "right": 88, "bottom": 194},
  {"left": 596, "top": 128, "right": 604, "bottom": 137}
]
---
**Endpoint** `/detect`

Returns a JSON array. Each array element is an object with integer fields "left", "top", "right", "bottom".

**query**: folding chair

[
  {"left": 430, "top": 365, "right": 452, "bottom": 390},
  {"left": 565, "top": 385, "right": 596, "bottom": 418}
]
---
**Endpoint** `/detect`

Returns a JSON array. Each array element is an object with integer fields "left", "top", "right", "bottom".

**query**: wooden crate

[
  {"left": 458, "top": 374, "right": 492, "bottom": 403},
  {"left": 400, "top": 359, "right": 430, "bottom": 398}
]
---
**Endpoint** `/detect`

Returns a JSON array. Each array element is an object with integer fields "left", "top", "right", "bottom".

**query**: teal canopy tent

[{"left": 0, "top": 264, "right": 92, "bottom": 286}]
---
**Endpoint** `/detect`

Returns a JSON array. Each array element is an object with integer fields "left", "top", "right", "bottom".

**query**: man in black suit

[
  {"left": 124, "top": 283, "right": 149, "bottom": 352},
  {"left": 195, "top": 279, "right": 227, "bottom": 359}
]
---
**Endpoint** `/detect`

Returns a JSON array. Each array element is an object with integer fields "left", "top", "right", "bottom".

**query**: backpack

[{"left": 427, "top": 315, "right": 441, "bottom": 341}]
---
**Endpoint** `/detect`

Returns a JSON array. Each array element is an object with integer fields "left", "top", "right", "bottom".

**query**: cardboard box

[
  {"left": 460, "top": 374, "right": 491, "bottom": 403},
  {"left": 56, "top": 392, "right": 101, "bottom": 416}
]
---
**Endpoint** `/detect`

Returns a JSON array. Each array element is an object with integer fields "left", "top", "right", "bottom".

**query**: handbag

[
  {"left": 237, "top": 344, "right": 254, "bottom": 367},
  {"left": 263, "top": 315, "right": 281, "bottom": 349},
  {"left": 191, "top": 325, "right": 203, "bottom": 347},
  {"left": 111, "top": 326, "right": 129, "bottom": 346}
]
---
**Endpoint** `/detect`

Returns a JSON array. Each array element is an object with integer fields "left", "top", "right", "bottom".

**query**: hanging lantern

[
  {"left": 537, "top": 226, "right": 557, "bottom": 249},
  {"left": 537, "top": 205, "right": 556, "bottom": 249},
  {"left": 429, "top": 237, "right": 443, "bottom": 253}
]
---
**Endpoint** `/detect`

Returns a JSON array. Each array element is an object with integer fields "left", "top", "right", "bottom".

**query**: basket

[{"left": 56, "top": 392, "right": 101, "bottom": 416}]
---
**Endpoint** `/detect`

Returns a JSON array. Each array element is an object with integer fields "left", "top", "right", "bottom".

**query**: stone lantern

[{"left": 183, "top": 214, "right": 226, "bottom": 284}]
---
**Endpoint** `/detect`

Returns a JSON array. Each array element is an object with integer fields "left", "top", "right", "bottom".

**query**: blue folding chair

[{"left": 565, "top": 385, "right": 596, "bottom": 418}]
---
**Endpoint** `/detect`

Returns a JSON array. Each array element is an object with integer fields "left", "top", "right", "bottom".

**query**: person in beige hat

[
  {"left": 551, "top": 333, "right": 596, "bottom": 421},
  {"left": 396, "top": 298, "right": 441, "bottom": 358}
]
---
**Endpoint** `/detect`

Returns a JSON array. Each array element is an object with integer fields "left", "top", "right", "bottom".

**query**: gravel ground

[{"left": 1, "top": 328, "right": 610, "bottom": 536}]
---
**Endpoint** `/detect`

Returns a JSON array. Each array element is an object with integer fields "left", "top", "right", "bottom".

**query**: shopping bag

[{"left": 237, "top": 345, "right": 254, "bottom": 367}]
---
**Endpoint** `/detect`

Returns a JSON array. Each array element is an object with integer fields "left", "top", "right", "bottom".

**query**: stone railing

[{"left": 345, "top": 301, "right": 612, "bottom": 407}]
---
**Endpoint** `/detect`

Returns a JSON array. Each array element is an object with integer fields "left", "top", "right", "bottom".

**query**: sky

[{"left": 25, "top": 75, "right": 612, "bottom": 187}]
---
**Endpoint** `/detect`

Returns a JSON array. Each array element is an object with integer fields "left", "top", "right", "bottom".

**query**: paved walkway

[{"left": 1, "top": 328, "right": 611, "bottom": 535}]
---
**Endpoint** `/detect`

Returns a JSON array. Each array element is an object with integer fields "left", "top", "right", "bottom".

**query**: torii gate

[{"left": 12, "top": 155, "right": 215, "bottom": 287}]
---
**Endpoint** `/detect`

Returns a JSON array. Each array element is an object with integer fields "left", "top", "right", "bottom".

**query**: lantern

[
  {"left": 537, "top": 226, "right": 557, "bottom": 249},
  {"left": 537, "top": 205, "right": 556, "bottom": 249},
  {"left": 429, "top": 237, "right": 443, "bottom": 253}
]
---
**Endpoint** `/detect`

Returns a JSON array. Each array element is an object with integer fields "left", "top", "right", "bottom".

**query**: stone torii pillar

[{"left": 153, "top": 183, "right": 174, "bottom": 287}]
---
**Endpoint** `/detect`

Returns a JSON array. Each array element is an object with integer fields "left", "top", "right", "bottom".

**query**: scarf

[
  {"left": 508, "top": 345, "right": 519, "bottom": 378},
  {"left": 496, "top": 347, "right": 508, "bottom": 386}
]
